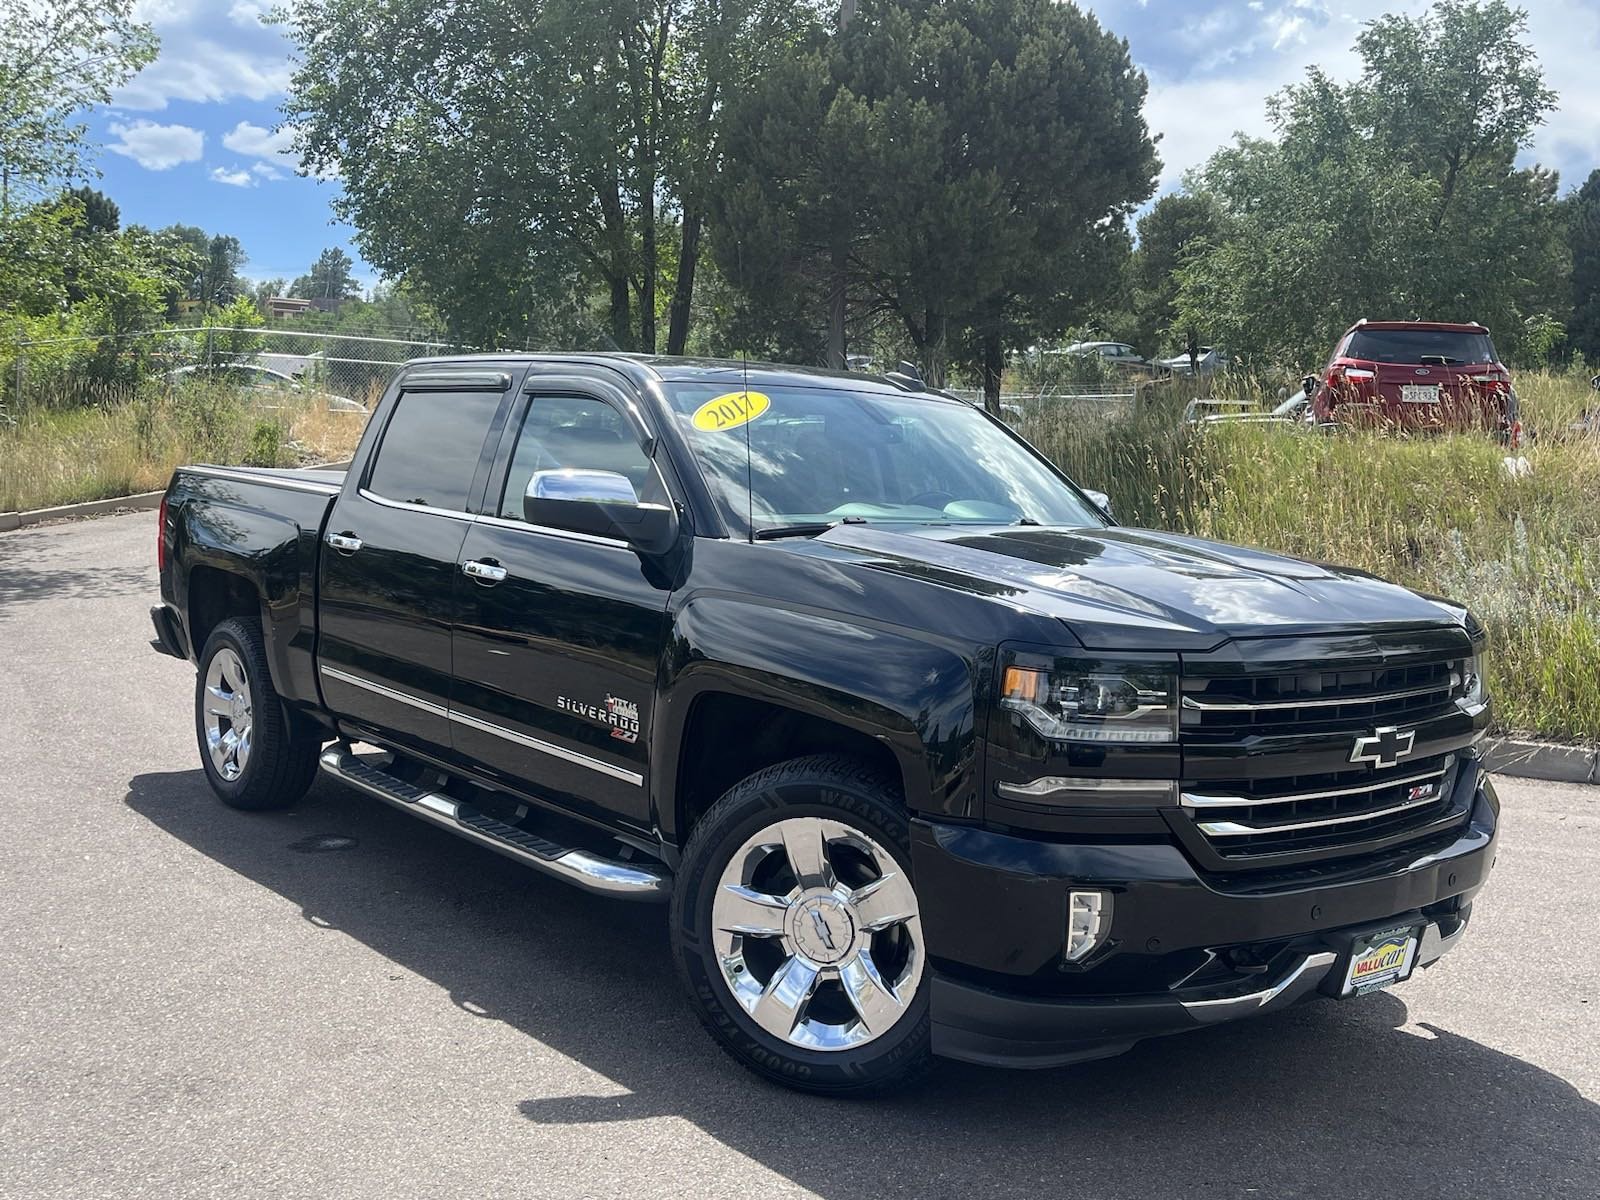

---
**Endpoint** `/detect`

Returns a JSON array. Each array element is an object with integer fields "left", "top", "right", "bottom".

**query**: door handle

[
  {"left": 462, "top": 559, "right": 508, "bottom": 584},
  {"left": 326, "top": 531, "right": 363, "bottom": 554}
]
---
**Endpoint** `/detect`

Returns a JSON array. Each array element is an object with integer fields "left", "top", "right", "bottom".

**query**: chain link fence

[{"left": 3, "top": 326, "right": 477, "bottom": 415}]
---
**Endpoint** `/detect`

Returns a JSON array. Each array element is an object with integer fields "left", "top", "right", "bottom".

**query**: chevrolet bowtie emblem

[{"left": 1351, "top": 726, "right": 1416, "bottom": 769}]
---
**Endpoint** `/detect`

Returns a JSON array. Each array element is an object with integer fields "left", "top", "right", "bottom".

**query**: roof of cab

[{"left": 398, "top": 351, "right": 951, "bottom": 400}]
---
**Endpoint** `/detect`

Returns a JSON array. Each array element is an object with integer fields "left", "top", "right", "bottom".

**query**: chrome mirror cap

[
  {"left": 528, "top": 468, "right": 639, "bottom": 506},
  {"left": 1083, "top": 488, "right": 1113, "bottom": 519}
]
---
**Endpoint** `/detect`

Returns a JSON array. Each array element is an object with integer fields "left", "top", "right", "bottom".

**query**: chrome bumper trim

[
  {"left": 1417, "top": 917, "right": 1468, "bottom": 966},
  {"left": 1180, "top": 951, "right": 1338, "bottom": 1024}
]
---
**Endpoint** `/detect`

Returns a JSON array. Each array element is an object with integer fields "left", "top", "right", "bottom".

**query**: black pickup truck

[{"left": 152, "top": 354, "right": 1498, "bottom": 1093}]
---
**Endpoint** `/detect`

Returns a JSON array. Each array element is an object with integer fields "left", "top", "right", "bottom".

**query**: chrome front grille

[{"left": 1180, "top": 756, "right": 1456, "bottom": 861}]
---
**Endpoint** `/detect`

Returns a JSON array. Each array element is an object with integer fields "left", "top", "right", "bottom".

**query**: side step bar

[{"left": 318, "top": 749, "right": 671, "bottom": 902}]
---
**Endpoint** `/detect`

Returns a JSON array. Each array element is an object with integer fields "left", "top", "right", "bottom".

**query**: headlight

[
  {"left": 1455, "top": 651, "right": 1487, "bottom": 710},
  {"left": 1001, "top": 658, "right": 1178, "bottom": 744}
]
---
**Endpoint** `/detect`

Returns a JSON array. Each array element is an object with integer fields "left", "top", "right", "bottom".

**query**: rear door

[
  {"left": 316, "top": 367, "right": 516, "bottom": 757},
  {"left": 448, "top": 380, "right": 676, "bottom": 827}
]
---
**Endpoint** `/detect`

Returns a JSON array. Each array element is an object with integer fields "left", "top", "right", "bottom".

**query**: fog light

[{"left": 1066, "top": 890, "right": 1110, "bottom": 963}]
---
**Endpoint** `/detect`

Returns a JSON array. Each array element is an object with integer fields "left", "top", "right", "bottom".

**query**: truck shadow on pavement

[{"left": 126, "top": 768, "right": 1600, "bottom": 1200}]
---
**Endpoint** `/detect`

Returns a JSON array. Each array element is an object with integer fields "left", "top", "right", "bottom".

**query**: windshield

[
  {"left": 1346, "top": 328, "right": 1496, "bottom": 365},
  {"left": 661, "top": 382, "right": 1105, "bottom": 534}
]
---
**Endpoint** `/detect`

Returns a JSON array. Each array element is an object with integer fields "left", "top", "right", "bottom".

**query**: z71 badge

[{"left": 557, "top": 693, "right": 640, "bottom": 743}]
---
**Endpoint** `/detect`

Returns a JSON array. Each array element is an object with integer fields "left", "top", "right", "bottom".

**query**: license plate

[
  {"left": 1342, "top": 924, "right": 1420, "bottom": 996},
  {"left": 1400, "top": 384, "right": 1440, "bottom": 404}
]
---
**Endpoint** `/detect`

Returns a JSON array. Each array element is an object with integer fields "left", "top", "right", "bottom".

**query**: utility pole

[{"left": 827, "top": 2, "right": 856, "bottom": 371}]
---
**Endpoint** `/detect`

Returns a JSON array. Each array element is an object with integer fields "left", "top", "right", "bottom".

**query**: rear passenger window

[
  {"left": 499, "top": 394, "right": 665, "bottom": 520},
  {"left": 367, "top": 390, "right": 503, "bottom": 511}
]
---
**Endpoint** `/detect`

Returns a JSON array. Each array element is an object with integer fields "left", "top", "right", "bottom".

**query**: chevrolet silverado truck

[{"left": 151, "top": 354, "right": 1498, "bottom": 1094}]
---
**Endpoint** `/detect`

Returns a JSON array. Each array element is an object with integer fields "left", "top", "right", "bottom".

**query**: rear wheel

[
  {"left": 194, "top": 617, "right": 320, "bottom": 811},
  {"left": 671, "top": 755, "right": 933, "bottom": 1095}
]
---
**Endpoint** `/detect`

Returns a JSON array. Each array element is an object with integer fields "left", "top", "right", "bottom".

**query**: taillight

[
  {"left": 1343, "top": 368, "right": 1376, "bottom": 380},
  {"left": 157, "top": 493, "right": 169, "bottom": 571}
]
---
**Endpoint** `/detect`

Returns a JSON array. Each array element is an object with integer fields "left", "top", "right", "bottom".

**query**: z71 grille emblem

[{"left": 1351, "top": 726, "right": 1416, "bottom": 768}]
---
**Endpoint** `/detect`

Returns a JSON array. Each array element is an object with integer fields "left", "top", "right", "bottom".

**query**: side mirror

[
  {"left": 523, "top": 469, "right": 679, "bottom": 555},
  {"left": 1301, "top": 374, "right": 1319, "bottom": 395},
  {"left": 1082, "top": 488, "right": 1114, "bottom": 519}
]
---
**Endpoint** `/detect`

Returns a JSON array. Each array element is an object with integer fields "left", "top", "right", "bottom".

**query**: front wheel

[
  {"left": 670, "top": 755, "right": 933, "bottom": 1095},
  {"left": 194, "top": 617, "right": 321, "bottom": 810}
]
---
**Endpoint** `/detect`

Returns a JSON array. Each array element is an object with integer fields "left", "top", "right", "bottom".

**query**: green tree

[
  {"left": 61, "top": 185, "right": 119, "bottom": 234},
  {"left": 0, "top": 199, "right": 80, "bottom": 314},
  {"left": 1175, "top": 0, "right": 1566, "bottom": 369},
  {"left": 710, "top": 0, "right": 1158, "bottom": 408},
  {"left": 289, "top": 247, "right": 360, "bottom": 301},
  {"left": 282, "top": 0, "right": 823, "bottom": 352},
  {"left": 252, "top": 277, "right": 288, "bottom": 309},
  {"left": 0, "top": 0, "right": 157, "bottom": 212},
  {"left": 1128, "top": 192, "right": 1223, "bottom": 357},
  {"left": 1570, "top": 169, "right": 1600, "bottom": 362}
]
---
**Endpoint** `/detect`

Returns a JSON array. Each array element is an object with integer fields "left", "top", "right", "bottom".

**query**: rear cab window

[{"left": 366, "top": 389, "right": 505, "bottom": 511}]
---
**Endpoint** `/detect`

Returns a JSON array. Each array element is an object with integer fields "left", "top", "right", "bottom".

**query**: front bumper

[{"left": 916, "top": 761, "right": 1498, "bottom": 1068}]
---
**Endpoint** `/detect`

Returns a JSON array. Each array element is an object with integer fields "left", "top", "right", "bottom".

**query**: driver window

[{"left": 499, "top": 394, "right": 664, "bottom": 520}]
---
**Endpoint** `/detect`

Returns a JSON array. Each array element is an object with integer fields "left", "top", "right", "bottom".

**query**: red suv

[{"left": 1311, "top": 320, "right": 1518, "bottom": 441}]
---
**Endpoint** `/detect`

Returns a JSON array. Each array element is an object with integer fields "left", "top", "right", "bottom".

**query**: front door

[
  {"left": 450, "top": 389, "right": 675, "bottom": 827},
  {"left": 317, "top": 374, "right": 513, "bottom": 757}
]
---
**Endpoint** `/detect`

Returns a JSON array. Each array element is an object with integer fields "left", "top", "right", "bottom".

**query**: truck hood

[{"left": 811, "top": 524, "right": 1457, "bottom": 650}]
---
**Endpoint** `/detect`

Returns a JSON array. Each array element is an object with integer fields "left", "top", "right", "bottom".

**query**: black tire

[
  {"left": 670, "top": 754, "right": 934, "bottom": 1096},
  {"left": 194, "top": 617, "right": 321, "bottom": 811}
]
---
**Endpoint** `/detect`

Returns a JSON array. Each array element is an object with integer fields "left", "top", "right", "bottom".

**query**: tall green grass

[
  {"left": 0, "top": 380, "right": 368, "bottom": 512},
  {"left": 1018, "top": 370, "right": 1600, "bottom": 742}
]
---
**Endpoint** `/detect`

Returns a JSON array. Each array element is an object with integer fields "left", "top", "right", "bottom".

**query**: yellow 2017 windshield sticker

[{"left": 691, "top": 390, "right": 770, "bottom": 432}]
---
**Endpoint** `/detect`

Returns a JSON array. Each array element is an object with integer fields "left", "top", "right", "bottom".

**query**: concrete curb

[
  {"left": 1, "top": 462, "right": 352, "bottom": 533},
  {"left": 1483, "top": 737, "right": 1599, "bottom": 785}
]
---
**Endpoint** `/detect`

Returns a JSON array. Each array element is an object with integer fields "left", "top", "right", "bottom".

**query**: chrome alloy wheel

[
  {"left": 711, "top": 816, "right": 924, "bottom": 1052},
  {"left": 202, "top": 647, "right": 254, "bottom": 781}
]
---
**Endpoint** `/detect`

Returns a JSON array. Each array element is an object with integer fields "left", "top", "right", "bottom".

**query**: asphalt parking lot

[{"left": 2, "top": 509, "right": 1597, "bottom": 1199}]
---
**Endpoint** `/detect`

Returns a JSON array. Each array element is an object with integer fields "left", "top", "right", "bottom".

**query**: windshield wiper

[
  {"left": 753, "top": 522, "right": 837, "bottom": 540},
  {"left": 754, "top": 516, "right": 873, "bottom": 540}
]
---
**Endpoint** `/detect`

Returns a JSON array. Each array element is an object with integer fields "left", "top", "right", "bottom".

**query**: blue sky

[{"left": 88, "top": 1, "right": 1600, "bottom": 293}]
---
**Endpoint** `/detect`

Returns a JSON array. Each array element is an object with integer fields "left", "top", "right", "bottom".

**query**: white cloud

[
  {"left": 210, "top": 166, "right": 257, "bottom": 188},
  {"left": 117, "top": 0, "right": 292, "bottom": 110},
  {"left": 219, "top": 119, "right": 302, "bottom": 180},
  {"left": 223, "top": 120, "right": 295, "bottom": 158},
  {"left": 106, "top": 120, "right": 204, "bottom": 170},
  {"left": 228, "top": 0, "right": 270, "bottom": 26}
]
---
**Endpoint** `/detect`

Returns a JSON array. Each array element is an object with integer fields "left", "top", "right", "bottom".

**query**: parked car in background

[
  {"left": 1187, "top": 391, "right": 1310, "bottom": 427},
  {"left": 1182, "top": 398, "right": 1251, "bottom": 424},
  {"left": 1158, "top": 346, "right": 1231, "bottom": 377},
  {"left": 1310, "top": 320, "right": 1517, "bottom": 440},
  {"left": 162, "top": 362, "right": 368, "bottom": 412},
  {"left": 1050, "top": 341, "right": 1151, "bottom": 371}
]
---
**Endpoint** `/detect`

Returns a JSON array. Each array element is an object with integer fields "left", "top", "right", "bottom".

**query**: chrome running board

[{"left": 317, "top": 749, "right": 670, "bottom": 902}]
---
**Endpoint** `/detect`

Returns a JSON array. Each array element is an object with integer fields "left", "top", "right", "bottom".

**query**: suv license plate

[
  {"left": 1400, "top": 384, "right": 1440, "bottom": 404},
  {"left": 1342, "top": 924, "right": 1421, "bottom": 996}
]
